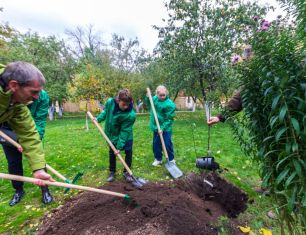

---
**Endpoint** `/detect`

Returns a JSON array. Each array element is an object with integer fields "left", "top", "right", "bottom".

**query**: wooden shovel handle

[
  {"left": 0, "top": 130, "right": 69, "bottom": 182},
  {"left": 87, "top": 112, "right": 133, "bottom": 176},
  {"left": 45, "top": 164, "right": 68, "bottom": 182},
  {"left": 146, "top": 88, "right": 169, "bottom": 159},
  {"left": 0, "top": 130, "right": 22, "bottom": 149},
  {"left": 0, "top": 173, "right": 126, "bottom": 198}
]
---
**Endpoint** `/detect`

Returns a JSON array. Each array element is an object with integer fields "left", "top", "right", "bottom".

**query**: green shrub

[{"left": 230, "top": 12, "right": 305, "bottom": 234}]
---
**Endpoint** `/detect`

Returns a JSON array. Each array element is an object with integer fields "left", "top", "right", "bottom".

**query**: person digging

[
  {"left": 0, "top": 62, "right": 55, "bottom": 206},
  {"left": 0, "top": 89, "right": 53, "bottom": 206},
  {"left": 144, "top": 85, "right": 176, "bottom": 167},
  {"left": 95, "top": 89, "right": 136, "bottom": 183}
]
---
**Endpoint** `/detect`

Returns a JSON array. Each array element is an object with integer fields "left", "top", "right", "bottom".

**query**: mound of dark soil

[{"left": 37, "top": 172, "right": 248, "bottom": 235}]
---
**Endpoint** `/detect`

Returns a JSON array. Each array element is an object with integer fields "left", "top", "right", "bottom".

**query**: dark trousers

[
  {"left": 2, "top": 144, "right": 49, "bottom": 193},
  {"left": 3, "top": 145, "right": 24, "bottom": 191},
  {"left": 109, "top": 140, "right": 133, "bottom": 173},
  {"left": 153, "top": 131, "right": 174, "bottom": 161}
]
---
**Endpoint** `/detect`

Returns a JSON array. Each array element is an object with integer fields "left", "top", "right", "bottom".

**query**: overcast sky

[{"left": 1, "top": 0, "right": 283, "bottom": 53}]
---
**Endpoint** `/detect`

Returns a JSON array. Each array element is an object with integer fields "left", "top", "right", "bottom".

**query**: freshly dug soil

[{"left": 37, "top": 172, "right": 248, "bottom": 235}]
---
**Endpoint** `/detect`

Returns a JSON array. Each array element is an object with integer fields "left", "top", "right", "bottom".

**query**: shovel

[
  {"left": 195, "top": 102, "right": 219, "bottom": 170},
  {"left": 146, "top": 88, "right": 183, "bottom": 179},
  {"left": 45, "top": 164, "right": 83, "bottom": 194},
  {"left": 0, "top": 130, "right": 83, "bottom": 192},
  {"left": 0, "top": 173, "right": 135, "bottom": 205},
  {"left": 87, "top": 111, "right": 147, "bottom": 189}
]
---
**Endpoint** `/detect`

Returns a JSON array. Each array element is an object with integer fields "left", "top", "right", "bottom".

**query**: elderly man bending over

[{"left": 0, "top": 62, "right": 54, "bottom": 191}]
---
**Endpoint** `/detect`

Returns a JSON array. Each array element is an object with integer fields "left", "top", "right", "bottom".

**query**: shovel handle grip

[
  {"left": 0, "top": 173, "right": 126, "bottom": 198},
  {"left": 146, "top": 88, "right": 169, "bottom": 160},
  {"left": 87, "top": 112, "right": 133, "bottom": 176}
]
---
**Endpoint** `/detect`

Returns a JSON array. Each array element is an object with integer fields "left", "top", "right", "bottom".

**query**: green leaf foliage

[{"left": 230, "top": 1, "right": 306, "bottom": 231}]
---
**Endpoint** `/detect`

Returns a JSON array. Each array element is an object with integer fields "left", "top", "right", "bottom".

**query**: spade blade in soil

[
  {"left": 165, "top": 162, "right": 183, "bottom": 179},
  {"left": 131, "top": 176, "right": 148, "bottom": 189},
  {"left": 122, "top": 194, "right": 139, "bottom": 208}
]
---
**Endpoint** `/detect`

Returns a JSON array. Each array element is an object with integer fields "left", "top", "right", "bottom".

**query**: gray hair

[
  {"left": 155, "top": 85, "right": 169, "bottom": 96},
  {"left": 0, "top": 61, "right": 45, "bottom": 88}
]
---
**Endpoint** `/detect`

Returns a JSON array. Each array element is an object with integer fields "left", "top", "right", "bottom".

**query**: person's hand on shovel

[
  {"left": 17, "top": 145, "right": 23, "bottom": 153},
  {"left": 114, "top": 150, "right": 120, "bottom": 155},
  {"left": 33, "top": 169, "right": 55, "bottom": 186}
]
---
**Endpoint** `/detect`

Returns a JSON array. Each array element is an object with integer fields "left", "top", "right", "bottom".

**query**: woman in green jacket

[{"left": 96, "top": 89, "right": 136, "bottom": 182}]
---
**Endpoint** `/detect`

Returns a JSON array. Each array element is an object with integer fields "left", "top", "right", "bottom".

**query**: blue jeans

[{"left": 153, "top": 131, "right": 174, "bottom": 161}]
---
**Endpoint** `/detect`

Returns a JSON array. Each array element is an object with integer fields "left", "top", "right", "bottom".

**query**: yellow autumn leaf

[
  {"left": 238, "top": 226, "right": 251, "bottom": 233},
  {"left": 259, "top": 228, "right": 272, "bottom": 235}
]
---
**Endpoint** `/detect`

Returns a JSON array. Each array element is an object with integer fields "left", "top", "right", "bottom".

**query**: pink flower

[
  {"left": 231, "top": 55, "right": 241, "bottom": 64},
  {"left": 252, "top": 16, "right": 260, "bottom": 21},
  {"left": 259, "top": 20, "right": 271, "bottom": 31}
]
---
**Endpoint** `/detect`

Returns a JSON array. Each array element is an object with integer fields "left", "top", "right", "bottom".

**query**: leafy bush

[{"left": 231, "top": 11, "right": 305, "bottom": 234}]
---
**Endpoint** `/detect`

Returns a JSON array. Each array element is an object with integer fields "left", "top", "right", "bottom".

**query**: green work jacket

[
  {"left": 144, "top": 96, "right": 176, "bottom": 132},
  {"left": 97, "top": 98, "right": 136, "bottom": 150},
  {"left": 28, "top": 90, "right": 49, "bottom": 139},
  {"left": 0, "top": 87, "right": 45, "bottom": 171}
]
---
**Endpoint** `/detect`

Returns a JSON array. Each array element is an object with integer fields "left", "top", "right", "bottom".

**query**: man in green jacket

[
  {"left": 144, "top": 85, "right": 176, "bottom": 166},
  {"left": 96, "top": 89, "right": 136, "bottom": 182},
  {"left": 1, "top": 89, "right": 54, "bottom": 205},
  {"left": 0, "top": 62, "right": 54, "bottom": 189}
]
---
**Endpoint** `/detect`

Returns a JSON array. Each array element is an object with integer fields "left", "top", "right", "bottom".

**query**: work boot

[
  {"left": 41, "top": 186, "right": 53, "bottom": 204},
  {"left": 9, "top": 190, "right": 25, "bottom": 206},
  {"left": 123, "top": 172, "right": 134, "bottom": 182},
  {"left": 107, "top": 171, "right": 115, "bottom": 182}
]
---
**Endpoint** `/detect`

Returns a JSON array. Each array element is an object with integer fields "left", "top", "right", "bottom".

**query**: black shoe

[
  {"left": 41, "top": 187, "right": 53, "bottom": 204},
  {"left": 123, "top": 172, "right": 134, "bottom": 183},
  {"left": 107, "top": 172, "right": 115, "bottom": 182},
  {"left": 9, "top": 191, "right": 25, "bottom": 206}
]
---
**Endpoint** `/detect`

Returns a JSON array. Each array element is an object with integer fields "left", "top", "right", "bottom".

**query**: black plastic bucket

[{"left": 195, "top": 156, "right": 219, "bottom": 170}]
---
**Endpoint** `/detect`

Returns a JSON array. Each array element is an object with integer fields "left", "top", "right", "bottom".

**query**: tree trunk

[
  {"left": 85, "top": 100, "right": 89, "bottom": 131},
  {"left": 173, "top": 90, "right": 179, "bottom": 101}
]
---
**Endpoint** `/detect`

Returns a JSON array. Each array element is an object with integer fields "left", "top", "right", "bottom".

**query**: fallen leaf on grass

[
  {"left": 238, "top": 226, "right": 250, "bottom": 233},
  {"left": 259, "top": 228, "right": 272, "bottom": 235}
]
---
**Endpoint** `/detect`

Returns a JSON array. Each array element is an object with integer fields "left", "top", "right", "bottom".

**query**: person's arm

[
  {"left": 208, "top": 92, "right": 242, "bottom": 125},
  {"left": 160, "top": 101, "right": 176, "bottom": 131},
  {"left": 8, "top": 106, "right": 46, "bottom": 171},
  {"left": 96, "top": 99, "right": 110, "bottom": 123},
  {"left": 116, "top": 113, "right": 136, "bottom": 150},
  {"left": 8, "top": 106, "right": 54, "bottom": 185}
]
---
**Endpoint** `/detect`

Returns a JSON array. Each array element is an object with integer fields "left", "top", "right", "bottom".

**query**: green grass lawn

[{"left": 0, "top": 111, "right": 280, "bottom": 234}]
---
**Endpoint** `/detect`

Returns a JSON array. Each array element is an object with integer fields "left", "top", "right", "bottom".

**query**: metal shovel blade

[
  {"left": 131, "top": 176, "right": 148, "bottom": 189},
  {"left": 165, "top": 161, "right": 183, "bottom": 179},
  {"left": 64, "top": 172, "right": 84, "bottom": 194}
]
